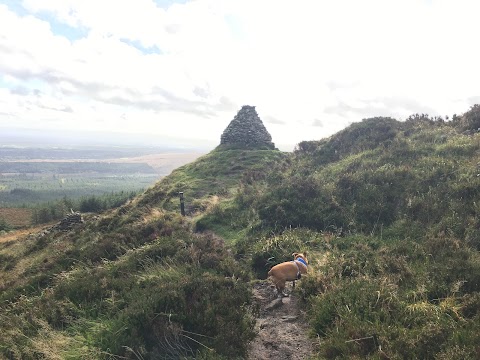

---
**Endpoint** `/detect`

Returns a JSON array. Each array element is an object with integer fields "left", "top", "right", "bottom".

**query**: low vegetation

[
  {"left": 0, "top": 209, "right": 255, "bottom": 359},
  {"left": 1, "top": 105, "right": 480, "bottom": 359},
  {"left": 191, "top": 106, "right": 480, "bottom": 358}
]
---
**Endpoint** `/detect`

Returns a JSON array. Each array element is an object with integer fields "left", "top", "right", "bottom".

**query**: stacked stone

[
  {"left": 52, "top": 212, "right": 84, "bottom": 231},
  {"left": 220, "top": 105, "right": 275, "bottom": 149}
]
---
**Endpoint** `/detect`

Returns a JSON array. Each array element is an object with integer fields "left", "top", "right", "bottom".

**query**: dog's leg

[
  {"left": 275, "top": 279, "right": 287, "bottom": 298},
  {"left": 272, "top": 279, "right": 281, "bottom": 297}
]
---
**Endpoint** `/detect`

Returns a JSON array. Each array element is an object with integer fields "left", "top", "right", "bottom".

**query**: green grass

[
  {"left": 139, "top": 148, "right": 286, "bottom": 213},
  {"left": 0, "top": 209, "right": 255, "bottom": 359},
  {"left": 2, "top": 107, "right": 480, "bottom": 359}
]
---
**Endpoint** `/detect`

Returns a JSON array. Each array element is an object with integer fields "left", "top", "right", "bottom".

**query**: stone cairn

[
  {"left": 220, "top": 105, "right": 275, "bottom": 149},
  {"left": 51, "top": 211, "right": 84, "bottom": 231}
]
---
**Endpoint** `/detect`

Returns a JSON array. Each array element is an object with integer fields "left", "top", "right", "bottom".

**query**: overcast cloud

[{"left": 0, "top": 0, "right": 479, "bottom": 150}]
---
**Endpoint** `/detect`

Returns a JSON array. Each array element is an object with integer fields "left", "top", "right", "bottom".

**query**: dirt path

[{"left": 247, "top": 281, "right": 315, "bottom": 360}]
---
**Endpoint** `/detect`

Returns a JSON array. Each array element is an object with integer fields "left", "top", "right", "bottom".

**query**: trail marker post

[{"left": 179, "top": 192, "right": 185, "bottom": 216}]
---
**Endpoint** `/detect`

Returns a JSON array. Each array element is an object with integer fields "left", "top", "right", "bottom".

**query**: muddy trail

[{"left": 247, "top": 281, "right": 316, "bottom": 360}]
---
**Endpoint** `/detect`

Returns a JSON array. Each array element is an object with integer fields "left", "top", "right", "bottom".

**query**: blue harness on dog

[{"left": 293, "top": 258, "right": 308, "bottom": 279}]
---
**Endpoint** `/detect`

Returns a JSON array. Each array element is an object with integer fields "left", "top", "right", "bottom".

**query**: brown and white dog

[{"left": 268, "top": 252, "right": 308, "bottom": 297}]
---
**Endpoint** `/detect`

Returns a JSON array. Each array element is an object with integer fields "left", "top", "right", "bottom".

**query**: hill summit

[{"left": 220, "top": 105, "right": 275, "bottom": 149}]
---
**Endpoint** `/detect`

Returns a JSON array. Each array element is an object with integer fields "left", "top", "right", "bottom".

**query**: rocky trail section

[{"left": 248, "top": 281, "right": 315, "bottom": 360}]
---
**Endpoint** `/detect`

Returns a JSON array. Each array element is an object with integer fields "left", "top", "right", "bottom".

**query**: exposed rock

[
  {"left": 220, "top": 105, "right": 275, "bottom": 149},
  {"left": 264, "top": 298, "right": 284, "bottom": 311}
]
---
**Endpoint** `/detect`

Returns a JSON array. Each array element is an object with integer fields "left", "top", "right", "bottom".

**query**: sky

[{"left": 1, "top": 0, "right": 479, "bottom": 151}]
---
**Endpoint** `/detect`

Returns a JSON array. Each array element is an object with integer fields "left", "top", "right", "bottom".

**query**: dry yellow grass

[{"left": 0, "top": 225, "right": 49, "bottom": 243}]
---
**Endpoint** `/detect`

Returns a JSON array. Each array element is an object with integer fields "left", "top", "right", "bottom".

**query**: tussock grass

[{"left": 0, "top": 205, "right": 255, "bottom": 359}]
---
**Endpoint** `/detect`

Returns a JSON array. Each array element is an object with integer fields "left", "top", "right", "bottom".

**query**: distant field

[{"left": 102, "top": 152, "right": 204, "bottom": 175}]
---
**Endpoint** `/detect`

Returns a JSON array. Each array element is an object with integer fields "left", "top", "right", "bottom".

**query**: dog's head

[{"left": 292, "top": 252, "right": 308, "bottom": 264}]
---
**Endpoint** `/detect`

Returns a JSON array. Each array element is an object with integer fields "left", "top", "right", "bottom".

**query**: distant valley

[
  {"left": 0, "top": 147, "right": 205, "bottom": 176},
  {"left": 0, "top": 145, "right": 204, "bottom": 223}
]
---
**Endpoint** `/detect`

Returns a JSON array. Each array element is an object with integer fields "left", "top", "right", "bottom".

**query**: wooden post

[{"left": 179, "top": 192, "right": 185, "bottom": 216}]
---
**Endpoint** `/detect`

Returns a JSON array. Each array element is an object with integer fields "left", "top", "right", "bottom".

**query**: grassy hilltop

[{"left": 1, "top": 105, "right": 480, "bottom": 359}]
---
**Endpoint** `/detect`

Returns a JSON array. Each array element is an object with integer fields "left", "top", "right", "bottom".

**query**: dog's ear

[
  {"left": 292, "top": 252, "right": 298, "bottom": 258},
  {"left": 303, "top": 251, "right": 307, "bottom": 258}
]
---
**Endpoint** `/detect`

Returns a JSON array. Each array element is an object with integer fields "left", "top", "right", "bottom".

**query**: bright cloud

[{"left": 0, "top": 0, "right": 479, "bottom": 150}]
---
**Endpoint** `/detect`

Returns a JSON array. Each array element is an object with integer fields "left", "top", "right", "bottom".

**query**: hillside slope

[
  {"left": 0, "top": 148, "right": 284, "bottom": 359},
  {"left": 1, "top": 106, "right": 480, "bottom": 359},
  {"left": 195, "top": 108, "right": 480, "bottom": 359}
]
